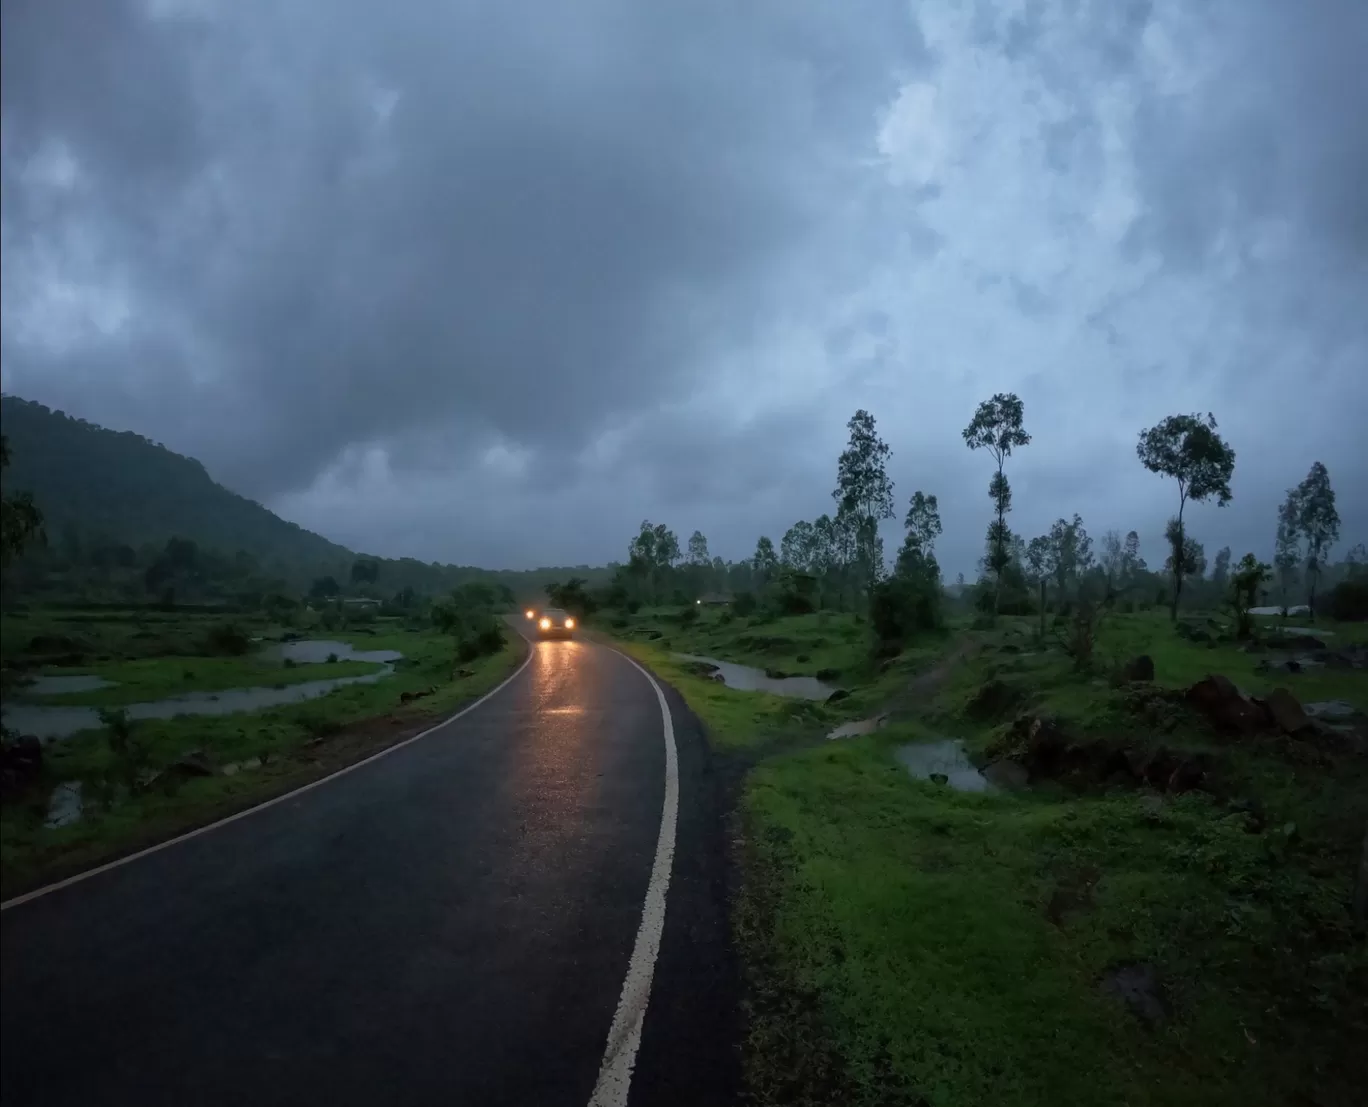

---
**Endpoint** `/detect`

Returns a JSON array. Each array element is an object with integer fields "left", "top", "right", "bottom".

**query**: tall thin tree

[{"left": 962, "top": 393, "right": 1031, "bottom": 613}]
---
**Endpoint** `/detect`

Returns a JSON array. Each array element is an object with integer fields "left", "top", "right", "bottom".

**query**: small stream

[{"left": 673, "top": 653, "right": 836, "bottom": 700}]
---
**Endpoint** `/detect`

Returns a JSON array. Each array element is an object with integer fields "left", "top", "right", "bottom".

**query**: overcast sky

[{"left": 4, "top": 0, "right": 1366, "bottom": 575}]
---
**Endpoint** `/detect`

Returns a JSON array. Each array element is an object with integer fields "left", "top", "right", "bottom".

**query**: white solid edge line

[
  {"left": 588, "top": 650, "right": 680, "bottom": 1107},
  {"left": 0, "top": 644, "right": 534, "bottom": 913}
]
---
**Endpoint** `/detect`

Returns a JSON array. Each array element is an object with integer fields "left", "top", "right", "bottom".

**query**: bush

[
  {"left": 204, "top": 622, "right": 251, "bottom": 656},
  {"left": 678, "top": 606, "right": 699, "bottom": 626},
  {"left": 456, "top": 624, "right": 505, "bottom": 663},
  {"left": 870, "top": 575, "right": 940, "bottom": 649},
  {"left": 1325, "top": 578, "right": 1368, "bottom": 622},
  {"left": 625, "top": 599, "right": 642, "bottom": 615},
  {"left": 733, "top": 591, "right": 758, "bottom": 616}
]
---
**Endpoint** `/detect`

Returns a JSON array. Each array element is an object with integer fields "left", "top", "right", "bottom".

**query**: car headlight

[
  {"left": 564, "top": 617, "right": 575, "bottom": 629},
  {"left": 525, "top": 609, "right": 535, "bottom": 619},
  {"left": 539, "top": 617, "right": 552, "bottom": 630}
]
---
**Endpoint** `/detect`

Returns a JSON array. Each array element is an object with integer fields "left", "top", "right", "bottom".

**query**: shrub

[
  {"left": 1326, "top": 578, "right": 1368, "bottom": 622},
  {"left": 204, "top": 623, "right": 251, "bottom": 656},
  {"left": 733, "top": 591, "right": 758, "bottom": 616},
  {"left": 678, "top": 606, "right": 699, "bottom": 626}
]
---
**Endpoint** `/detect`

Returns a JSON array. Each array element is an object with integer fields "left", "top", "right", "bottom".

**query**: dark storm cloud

[
  {"left": 1, "top": 0, "right": 926, "bottom": 497},
  {"left": 6, "top": 0, "right": 1368, "bottom": 574}
]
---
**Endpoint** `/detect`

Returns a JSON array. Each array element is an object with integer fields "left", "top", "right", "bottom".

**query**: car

[{"left": 535, "top": 607, "right": 577, "bottom": 638}]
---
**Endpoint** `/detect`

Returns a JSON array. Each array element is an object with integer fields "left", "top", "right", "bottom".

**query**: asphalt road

[{"left": 0, "top": 632, "right": 738, "bottom": 1107}]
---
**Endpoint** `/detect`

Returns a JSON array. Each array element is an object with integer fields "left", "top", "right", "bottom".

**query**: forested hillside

[{"left": 0, "top": 396, "right": 610, "bottom": 602}]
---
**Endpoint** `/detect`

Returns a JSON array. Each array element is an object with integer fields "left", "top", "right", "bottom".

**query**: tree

[
  {"left": 1122, "top": 531, "right": 1146, "bottom": 586},
  {"left": 1210, "top": 547, "right": 1232, "bottom": 594},
  {"left": 1287, "top": 461, "right": 1340, "bottom": 622},
  {"left": 309, "top": 575, "right": 341, "bottom": 600},
  {"left": 1163, "top": 517, "right": 1206, "bottom": 602},
  {"left": 628, "top": 520, "right": 680, "bottom": 602},
  {"left": 350, "top": 557, "right": 380, "bottom": 586},
  {"left": 752, "top": 536, "right": 779, "bottom": 584},
  {"left": 546, "top": 576, "right": 594, "bottom": 616},
  {"left": 686, "top": 530, "right": 710, "bottom": 566},
  {"left": 895, "top": 492, "right": 942, "bottom": 582},
  {"left": 1136, "top": 412, "right": 1235, "bottom": 620},
  {"left": 962, "top": 393, "right": 1030, "bottom": 613},
  {"left": 1099, "top": 530, "right": 1124, "bottom": 593},
  {"left": 1046, "top": 515, "right": 1091, "bottom": 602},
  {"left": 1024, "top": 534, "right": 1052, "bottom": 635},
  {"left": 1, "top": 440, "right": 46, "bottom": 566},
  {"left": 833, "top": 410, "right": 895, "bottom": 600},
  {"left": 1229, "top": 553, "right": 1272, "bottom": 638},
  {"left": 780, "top": 520, "right": 816, "bottom": 571},
  {"left": 431, "top": 582, "right": 504, "bottom": 663},
  {"left": 1274, "top": 497, "right": 1300, "bottom": 612}
]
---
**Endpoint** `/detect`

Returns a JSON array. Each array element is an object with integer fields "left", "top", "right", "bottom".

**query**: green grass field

[{"left": 602, "top": 602, "right": 1368, "bottom": 1106}]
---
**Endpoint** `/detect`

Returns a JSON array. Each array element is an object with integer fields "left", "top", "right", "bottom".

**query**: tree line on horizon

[{"left": 544, "top": 396, "right": 1365, "bottom": 640}]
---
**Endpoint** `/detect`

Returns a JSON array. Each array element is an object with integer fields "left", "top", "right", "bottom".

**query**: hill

[{"left": 0, "top": 395, "right": 610, "bottom": 599}]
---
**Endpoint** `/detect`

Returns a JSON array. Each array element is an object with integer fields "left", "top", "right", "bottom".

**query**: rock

[
  {"left": 928, "top": 772, "right": 949, "bottom": 786},
  {"left": 1101, "top": 962, "right": 1168, "bottom": 1027},
  {"left": 710, "top": 672, "right": 726, "bottom": 683},
  {"left": 763, "top": 667, "right": 789, "bottom": 680},
  {"left": 1138, "top": 793, "right": 1166, "bottom": 818},
  {"left": 1185, "top": 675, "right": 1268, "bottom": 736},
  {"left": 1262, "top": 687, "right": 1311, "bottom": 734},
  {"left": 0, "top": 735, "right": 44, "bottom": 799},
  {"left": 982, "top": 759, "right": 1030, "bottom": 790},
  {"left": 825, "top": 688, "right": 850, "bottom": 703},
  {"left": 814, "top": 667, "right": 841, "bottom": 681},
  {"left": 1121, "top": 654, "right": 1155, "bottom": 682}
]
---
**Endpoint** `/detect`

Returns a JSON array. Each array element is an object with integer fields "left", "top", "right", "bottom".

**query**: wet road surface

[{"left": 1, "top": 633, "right": 737, "bottom": 1106}]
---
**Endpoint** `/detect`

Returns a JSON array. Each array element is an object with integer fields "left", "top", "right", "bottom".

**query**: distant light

[
  {"left": 525, "top": 609, "right": 535, "bottom": 619},
  {"left": 696, "top": 599, "right": 701, "bottom": 604}
]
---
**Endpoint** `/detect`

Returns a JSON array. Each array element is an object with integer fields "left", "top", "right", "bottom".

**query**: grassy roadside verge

[
  {"left": 599, "top": 606, "right": 1368, "bottom": 1106},
  {"left": 1, "top": 630, "right": 527, "bottom": 898}
]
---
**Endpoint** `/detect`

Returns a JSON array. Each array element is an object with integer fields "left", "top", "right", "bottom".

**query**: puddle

[
  {"left": 1, "top": 665, "right": 396, "bottom": 742},
  {"left": 673, "top": 654, "right": 836, "bottom": 700},
  {"left": 45, "top": 781, "right": 83, "bottom": 828},
  {"left": 269, "top": 639, "right": 404, "bottom": 664},
  {"left": 1248, "top": 605, "right": 1309, "bottom": 617},
  {"left": 21, "top": 675, "right": 117, "bottom": 695},
  {"left": 827, "top": 713, "right": 889, "bottom": 740},
  {"left": 895, "top": 739, "right": 995, "bottom": 793},
  {"left": 1268, "top": 626, "right": 1334, "bottom": 637}
]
